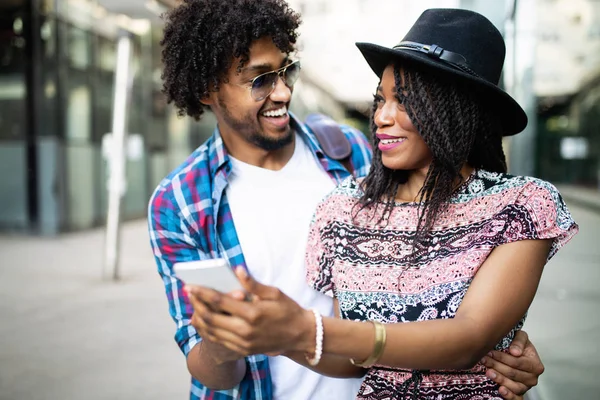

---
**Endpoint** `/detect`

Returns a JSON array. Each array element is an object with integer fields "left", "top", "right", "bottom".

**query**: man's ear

[{"left": 200, "top": 93, "right": 214, "bottom": 106}]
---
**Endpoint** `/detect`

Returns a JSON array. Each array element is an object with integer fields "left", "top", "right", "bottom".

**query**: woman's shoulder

[
  {"left": 461, "top": 169, "right": 562, "bottom": 201},
  {"left": 326, "top": 175, "right": 364, "bottom": 201},
  {"left": 471, "top": 171, "right": 578, "bottom": 259},
  {"left": 470, "top": 170, "right": 574, "bottom": 229}
]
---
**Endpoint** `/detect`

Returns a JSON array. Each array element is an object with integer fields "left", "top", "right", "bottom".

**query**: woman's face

[{"left": 373, "top": 64, "right": 433, "bottom": 172}]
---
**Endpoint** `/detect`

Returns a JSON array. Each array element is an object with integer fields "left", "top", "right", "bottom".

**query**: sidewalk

[
  {"left": 0, "top": 200, "right": 598, "bottom": 400},
  {"left": 0, "top": 221, "right": 189, "bottom": 400},
  {"left": 523, "top": 199, "right": 600, "bottom": 400}
]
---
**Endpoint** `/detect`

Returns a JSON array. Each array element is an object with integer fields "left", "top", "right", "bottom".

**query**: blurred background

[{"left": 0, "top": 0, "right": 598, "bottom": 399}]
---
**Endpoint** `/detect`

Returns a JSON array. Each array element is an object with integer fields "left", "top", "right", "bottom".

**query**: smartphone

[{"left": 173, "top": 258, "right": 243, "bottom": 293}]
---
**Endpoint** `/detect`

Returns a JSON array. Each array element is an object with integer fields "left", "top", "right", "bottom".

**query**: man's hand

[
  {"left": 185, "top": 267, "right": 314, "bottom": 357},
  {"left": 481, "top": 330, "right": 545, "bottom": 399},
  {"left": 187, "top": 289, "right": 246, "bottom": 364}
]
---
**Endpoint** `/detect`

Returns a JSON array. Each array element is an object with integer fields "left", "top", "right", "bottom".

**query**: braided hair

[
  {"left": 161, "top": 0, "right": 301, "bottom": 121},
  {"left": 357, "top": 64, "right": 507, "bottom": 255}
]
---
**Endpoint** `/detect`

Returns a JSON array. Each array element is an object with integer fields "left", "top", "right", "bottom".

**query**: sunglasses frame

[{"left": 246, "top": 60, "right": 301, "bottom": 101}]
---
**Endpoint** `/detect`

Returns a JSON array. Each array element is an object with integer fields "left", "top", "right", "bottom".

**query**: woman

[
  {"left": 298, "top": 8, "right": 578, "bottom": 399},
  {"left": 189, "top": 8, "right": 577, "bottom": 399}
]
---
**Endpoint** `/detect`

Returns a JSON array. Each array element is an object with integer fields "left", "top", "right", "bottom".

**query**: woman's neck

[{"left": 394, "top": 164, "right": 475, "bottom": 203}]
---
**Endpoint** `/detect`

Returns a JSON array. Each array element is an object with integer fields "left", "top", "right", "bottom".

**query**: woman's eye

[
  {"left": 373, "top": 94, "right": 384, "bottom": 108},
  {"left": 394, "top": 95, "right": 406, "bottom": 110}
]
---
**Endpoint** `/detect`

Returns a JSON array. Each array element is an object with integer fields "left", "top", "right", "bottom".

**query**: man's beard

[
  {"left": 218, "top": 97, "right": 293, "bottom": 151},
  {"left": 248, "top": 130, "right": 294, "bottom": 151}
]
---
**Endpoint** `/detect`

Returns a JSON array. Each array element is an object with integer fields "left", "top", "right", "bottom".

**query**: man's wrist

[
  {"left": 189, "top": 341, "right": 246, "bottom": 390},
  {"left": 200, "top": 340, "right": 243, "bottom": 366}
]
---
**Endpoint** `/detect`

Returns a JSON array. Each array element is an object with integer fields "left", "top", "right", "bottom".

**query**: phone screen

[{"left": 173, "top": 259, "right": 243, "bottom": 293}]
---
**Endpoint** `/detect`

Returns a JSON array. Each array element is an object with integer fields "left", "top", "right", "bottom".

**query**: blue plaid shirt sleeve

[
  {"left": 148, "top": 170, "right": 272, "bottom": 400},
  {"left": 148, "top": 183, "right": 203, "bottom": 357}
]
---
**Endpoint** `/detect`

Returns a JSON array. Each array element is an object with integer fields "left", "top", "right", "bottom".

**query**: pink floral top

[{"left": 306, "top": 170, "right": 578, "bottom": 400}]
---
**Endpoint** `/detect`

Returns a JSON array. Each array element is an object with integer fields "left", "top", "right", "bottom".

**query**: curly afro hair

[{"left": 160, "top": 0, "right": 301, "bottom": 120}]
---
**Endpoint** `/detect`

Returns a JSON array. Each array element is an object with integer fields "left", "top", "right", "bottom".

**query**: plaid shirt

[{"left": 148, "top": 113, "right": 372, "bottom": 400}]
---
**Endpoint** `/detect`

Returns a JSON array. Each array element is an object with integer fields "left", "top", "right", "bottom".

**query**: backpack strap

[{"left": 304, "top": 113, "right": 354, "bottom": 175}]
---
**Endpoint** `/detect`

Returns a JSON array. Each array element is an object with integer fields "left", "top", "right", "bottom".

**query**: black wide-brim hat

[{"left": 356, "top": 8, "right": 527, "bottom": 136}]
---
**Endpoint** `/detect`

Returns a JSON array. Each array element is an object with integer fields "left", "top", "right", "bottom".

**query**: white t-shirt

[{"left": 226, "top": 134, "right": 363, "bottom": 399}]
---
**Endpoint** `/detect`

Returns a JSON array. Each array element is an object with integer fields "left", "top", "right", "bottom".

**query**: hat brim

[{"left": 356, "top": 42, "right": 527, "bottom": 136}]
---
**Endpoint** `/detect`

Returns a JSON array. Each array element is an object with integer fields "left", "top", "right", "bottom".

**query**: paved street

[
  {"left": 0, "top": 201, "right": 598, "bottom": 400},
  {"left": 523, "top": 203, "right": 600, "bottom": 400},
  {"left": 0, "top": 221, "right": 189, "bottom": 400}
]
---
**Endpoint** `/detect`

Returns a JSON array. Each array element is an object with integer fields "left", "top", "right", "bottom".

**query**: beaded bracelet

[
  {"left": 305, "top": 309, "right": 324, "bottom": 366},
  {"left": 350, "top": 320, "right": 387, "bottom": 368}
]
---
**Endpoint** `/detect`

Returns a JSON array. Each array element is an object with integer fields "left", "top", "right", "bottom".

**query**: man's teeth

[
  {"left": 262, "top": 107, "right": 287, "bottom": 117},
  {"left": 380, "top": 138, "right": 405, "bottom": 145}
]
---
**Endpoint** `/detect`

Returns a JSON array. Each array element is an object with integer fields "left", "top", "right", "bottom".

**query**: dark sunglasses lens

[
  {"left": 251, "top": 72, "right": 277, "bottom": 100},
  {"left": 284, "top": 62, "right": 300, "bottom": 86}
]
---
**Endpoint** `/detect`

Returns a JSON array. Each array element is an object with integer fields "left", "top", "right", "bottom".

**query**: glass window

[
  {"left": 94, "top": 68, "right": 114, "bottom": 142},
  {"left": 146, "top": 26, "right": 168, "bottom": 151},
  {"left": 40, "top": 0, "right": 55, "bottom": 15},
  {"left": 39, "top": 14, "right": 59, "bottom": 137},
  {"left": 65, "top": 79, "right": 91, "bottom": 142},
  {"left": 97, "top": 36, "right": 116, "bottom": 72},
  {"left": 94, "top": 36, "right": 115, "bottom": 142},
  {"left": 67, "top": 25, "right": 91, "bottom": 69},
  {"left": 0, "top": 7, "right": 26, "bottom": 141},
  {"left": 0, "top": 1, "right": 28, "bottom": 230},
  {"left": 58, "top": 21, "right": 92, "bottom": 143},
  {"left": 128, "top": 37, "right": 145, "bottom": 137}
]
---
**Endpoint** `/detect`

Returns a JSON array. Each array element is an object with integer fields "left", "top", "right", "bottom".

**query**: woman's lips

[{"left": 377, "top": 133, "right": 407, "bottom": 151}]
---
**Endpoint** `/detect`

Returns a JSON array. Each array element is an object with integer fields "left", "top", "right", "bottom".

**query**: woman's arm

[
  {"left": 284, "top": 351, "right": 366, "bottom": 378},
  {"left": 283, "top": 300, "right": 367, "bottom": 378},
  {"left": 302, "top": 239, "right": 552, "bottom": 370}
]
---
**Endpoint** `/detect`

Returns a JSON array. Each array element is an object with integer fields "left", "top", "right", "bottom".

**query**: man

[{"left": 148, "top": 0, "right": 545, "bottom": 399}]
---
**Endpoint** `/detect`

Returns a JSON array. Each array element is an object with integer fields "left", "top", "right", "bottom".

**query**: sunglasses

[{"left": 245, "top": 60, "right": 301, "bottom": 101}]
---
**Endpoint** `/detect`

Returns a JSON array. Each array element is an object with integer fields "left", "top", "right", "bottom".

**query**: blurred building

[
  {"left": 0, "top": 0, "right": 175, "bottom": 234},
  {"left": 503, "top": 0, "right": 600, "bottom": 187},
  {"left": 530, "top": 0, "right": 600, "bottom": 188},
  {"left": 1, "top": 0, "right": 598, "bottom": 235},
  {"left": 0, "top": 0, "right": 346, "bottom": 235}
]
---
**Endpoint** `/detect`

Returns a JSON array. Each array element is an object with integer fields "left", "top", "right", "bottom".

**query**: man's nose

[{"left": 268, "top": 74, "right": 292, "bottom": 103}]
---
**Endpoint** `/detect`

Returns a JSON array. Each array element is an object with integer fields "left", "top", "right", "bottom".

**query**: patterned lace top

[{"left": 306, "top": 170, "right": 578, "bottom": 400}]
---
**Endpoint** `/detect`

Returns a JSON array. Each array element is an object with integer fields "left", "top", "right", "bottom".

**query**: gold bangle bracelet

[{"left": 350, "top": 320, "right": 387, "bottom": 368}]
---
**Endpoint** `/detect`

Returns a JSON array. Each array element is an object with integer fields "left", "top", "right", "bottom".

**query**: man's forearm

[{"left": 186, "top": 341, "right": 246, "bottom": 390}]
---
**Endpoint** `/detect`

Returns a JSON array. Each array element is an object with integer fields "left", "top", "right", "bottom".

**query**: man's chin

[{"left": 251, "top": 130, "right": 294, "bottom": 151}]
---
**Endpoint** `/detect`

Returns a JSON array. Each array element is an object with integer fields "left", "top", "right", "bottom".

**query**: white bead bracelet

[{"left": 305, "top": 309, "right": 323, "bottom": 366}]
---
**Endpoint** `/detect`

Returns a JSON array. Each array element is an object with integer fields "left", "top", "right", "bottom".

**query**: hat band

[{"left": 393, "top": 41, "right": 481, "bottom": 79}]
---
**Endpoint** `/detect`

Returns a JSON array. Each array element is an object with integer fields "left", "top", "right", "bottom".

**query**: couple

[{"left": 149, "top": 0, "right": 577, "bottom": 399}]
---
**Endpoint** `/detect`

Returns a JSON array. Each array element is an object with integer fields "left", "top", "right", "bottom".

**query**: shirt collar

[{"left": 207, "top": 127, "right": 230, "bottom": 179}]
